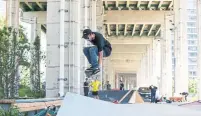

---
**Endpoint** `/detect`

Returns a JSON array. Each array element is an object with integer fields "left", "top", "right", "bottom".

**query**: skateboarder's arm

[
  {"left": 98, "top": 51, "right": 103, "bottom": 66},
  {"left": 96, "top": 34, "right": 105, "bottom": 66}
]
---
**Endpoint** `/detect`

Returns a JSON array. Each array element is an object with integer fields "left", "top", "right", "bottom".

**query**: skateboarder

[{"left": 82, "top": 29, "right": 112, "bottom": 75}]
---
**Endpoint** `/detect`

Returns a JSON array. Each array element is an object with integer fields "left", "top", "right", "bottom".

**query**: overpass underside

[{"left": 15, "top": 0, "right": 192, "bottom": 98}]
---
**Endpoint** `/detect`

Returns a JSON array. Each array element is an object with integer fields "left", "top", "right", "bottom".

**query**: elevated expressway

[
  {"left": 102, "top": 0, "right": 174, "bottom": 96},
  {"left": 10, "top": 0, "right": 191, "bottom": 97}
]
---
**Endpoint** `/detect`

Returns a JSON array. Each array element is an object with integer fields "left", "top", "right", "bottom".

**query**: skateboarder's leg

[
  {"left": 88, "top": 46, "right": 99, "bottom": 69},
  {"left": 83, "top": 47, "right": 92, "bottom": 64}
]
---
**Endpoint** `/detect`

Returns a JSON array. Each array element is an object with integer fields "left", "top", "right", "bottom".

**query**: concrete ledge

[{"left": 0, "top": 98, "right": 63, "bottom": 112}]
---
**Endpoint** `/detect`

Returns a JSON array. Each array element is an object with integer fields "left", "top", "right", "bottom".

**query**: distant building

[{"left": 172, "top": 0, "right": 198, "bottom": 92}]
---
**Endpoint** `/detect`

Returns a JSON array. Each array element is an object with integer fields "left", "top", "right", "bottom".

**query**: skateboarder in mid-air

[{"left": 82, "top": 29, "right": 112, "bottom": 75}]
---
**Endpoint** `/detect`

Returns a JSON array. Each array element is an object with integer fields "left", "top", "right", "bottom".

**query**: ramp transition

[{"left": 88, "top": 90, "right": 144, "bottom": 104}]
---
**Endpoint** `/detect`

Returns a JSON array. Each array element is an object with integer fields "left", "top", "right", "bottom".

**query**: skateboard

[{"left": 85, "top": 70, "right": 100, "bottom": 79}]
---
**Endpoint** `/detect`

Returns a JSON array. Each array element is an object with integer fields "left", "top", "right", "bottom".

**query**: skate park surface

[{"left": 57, "top": 92, "right": 201, "bottom": 116}]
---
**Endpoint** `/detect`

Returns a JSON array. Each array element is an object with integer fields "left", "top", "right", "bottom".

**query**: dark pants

[
  {"left": 151, "top": 93, "right": 156, "bottom": 103},
  {"left": 83, "top": 46, "right": 111, "bottom": 69},
  {"left": 84, "top": 89, "right": 89, "bottom": 96}
]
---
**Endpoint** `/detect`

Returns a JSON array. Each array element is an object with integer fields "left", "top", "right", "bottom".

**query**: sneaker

[
  {"left": 85, "top": 67, "right": 94, "bottom": 71},
  {"left": 92, "top": 68, "right": 100, "bottom": 75}
]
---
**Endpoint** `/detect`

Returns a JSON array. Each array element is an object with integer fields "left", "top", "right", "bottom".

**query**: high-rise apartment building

[
  {"left": 172, "top": 0, "right": 198, "bottom": 91},
  {"left": 187, "top": 0, "right": 198, "bottom": 79}
]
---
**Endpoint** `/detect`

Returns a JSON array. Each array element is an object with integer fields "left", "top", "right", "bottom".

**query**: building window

[
  {"left": 187, "top": 22, "right": 196, "bottom": 27},
  {"left": 172, "top": 65, "right": 175, "bottom": 70},
  {"left": 171, "top": 46, "right": 174, "bottom": 51},
  {"left": 188, "top": 65, "right": 197, "bottom": 71},
  {"left": 187, "top": 34, "right": 197, "bottom": 39},
  {"left": 188, "top": 16, "right": 197, "bottom": 21},
  {"left": 187, "top": 28, "right": 197, "bottom": 33},
  {"left": 189, "top": 71, "right": 197, "bottom": 76},
  {"left": 172, "top": 58, "right": 175, "bottom": 64},
  {"left": 188, "top": 40, "right": 197, "bottom": 45},
  {"left": 188, "top": 58, "right": 197, "bottom": 64},
  {"left": 188, "top": 46, "right": 197, "bottom": 51},
  {"left": 187, "top": 9, "right": 196, "bottom": 14},
  {"left": 172, "top": 52, "right": 175, "bottom": 57},
  {"left": 188, "top": 52, "right": 197, "bottom": 57},
  {"left": 172, "top": 40, "right": 174, "bottom": 44}
]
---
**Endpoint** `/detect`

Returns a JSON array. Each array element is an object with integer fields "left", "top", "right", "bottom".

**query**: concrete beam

[
  {"left": 107, "top": 37, "right": 153, "bottom": 44},
  {"left": 107, "top": 24, "right": 111, "bottom": 35},
  {"left": 111, "top": 60, "right": 140, "bottom": 65},
  {"left": 137, "top": 1, "right": 141, "bottom": 8},
  {"left": 148, "top": 1, "right": 152, "bottom": 9},
  {"left": 158, "top": 1, "right": 163, "bottom": 9},
  {"left": 104, "top": 11, "right": 166, "bottom": 24},
  {"left": 35, "top": 0, "right": 43, "bottom": 9},
  {"left": 116, "top": 24, "right": 118, "bottom": 35},
  {"left": 148, "top": 24, "right": 154, "bottom": 36},
  {"left": 124, "top": 24, "right": 127, "bottom": 36},
  {"left": 110, "top": 53, "right": 143, "bottom": 60},
  {"left": 114, "top": 70, "right": 137, "bottom": 74},
  {"left": 112, "top": 63, "right": 140, "bottom": 69},
  {"left": 132, "top": 24, "right": 136, "bottom": 36},
  {"left": 112, "top": 44, "right": 147, "bottom": 53},
  {"left": 155, "top": 27, "right": 161, "bottom": 36},
  {"left": 22, "top": 11, "right": 46, "bottom": 24},
  {"left": 24, "top": 0, "right": 33, "bottom": 10},
  {"left": 110, "top": 59, "right": 141, "bottom": 63},
  {"left": 140, "top": 24, "right": 145, "bottom": 36},
  {"left": 168, "top": 1, "right": 173, "bottom": 9}
]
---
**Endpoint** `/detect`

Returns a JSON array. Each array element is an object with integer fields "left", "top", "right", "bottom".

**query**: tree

[
  {"left": 189, "top": 78, "right": 198, "bottom": 94},
  {"left": 0, "top": 26, "right": 30, "bottom": 98},
  {"left": 30, "top": 36, "right": 42, "bottom": 97}
]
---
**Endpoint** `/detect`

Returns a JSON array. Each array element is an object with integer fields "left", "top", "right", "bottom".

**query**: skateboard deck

[{"left": 85, "top": 70, "right": 100, "bottom": 79}]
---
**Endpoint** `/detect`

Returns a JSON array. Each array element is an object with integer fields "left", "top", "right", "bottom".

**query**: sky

[{"left": 0, "top": 0, "right": 6, "bottom": 18}]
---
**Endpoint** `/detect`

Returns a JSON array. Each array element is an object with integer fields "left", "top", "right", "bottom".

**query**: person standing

[
  {"left": 119, "top": 80, "right": 124, "bottom": 90},
  {"left": 83, "top": 78, "right": 89, "bottom": 96},
  {"left": 90, "top": 78, "right": 101, "bottom": 99},
  {"left": 82, "top": 29, "right": 112, "bottom": 75},
  {"left": 149, "top": 85, "right": 156, "bottom": 103},
  {"left": 105, "top": 81, "right": 111, "bottom": 90}
]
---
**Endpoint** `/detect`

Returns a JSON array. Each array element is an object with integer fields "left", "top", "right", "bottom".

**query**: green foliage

[
  {"left": 19, "top": 85, "right": 33, "bottom": 97},
  {"left": 188, "top": 79, "right": 198, "bottom": 94},
  {"left": 0, "top": 26, "right": 30, "bottom": 98},
  {"left": 0, "top": 25, "right": 46, "bottom": 98},
  {"left": 0, "top": 106, "right": 24, "bottom": 116}
]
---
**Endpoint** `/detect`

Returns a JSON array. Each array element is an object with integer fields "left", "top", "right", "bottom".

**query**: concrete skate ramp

[
  {"left": 88, "top": 90, "right": 135, "bottom": 103},
  {"left": 57, "top": 93, "right": 201, "bottom": 116},
  {"left": 88, "top": 90, "right": 144, "bottom": 104}
]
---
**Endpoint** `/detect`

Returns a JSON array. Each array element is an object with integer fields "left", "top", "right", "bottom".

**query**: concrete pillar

[
  {"left": 6, "top": 0, "right": 19, "bottom": 28},
  {"left": 137, "top": 66, "right": 141, "bottom": 88},
  {"left": 174, "top": 0, "right": 189, "bottom": 95},
  {"left": 148, "top": 44, "right": 153, "bottom": 86},
  {"left": 139, "top": 55, "right": 147, "bottom": 87},
  {"left": 91, "top": 0, "right": 96, "bottom": 31},
  {"left": 152, "top": 39, "right": 161, "bottom": 88},
  {"left": 46, "top": 0, "right": 84, "bottom": 97},
  {"left": 197, "top": 0, "right": 201, "bottom": 100},
  {"left": 164, "top": 13, "right": 173, "bottom": 97},
  {"left": 145, "top": 47, "right": 150, "bottom": 85}
]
